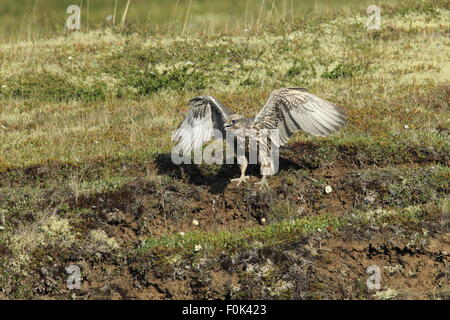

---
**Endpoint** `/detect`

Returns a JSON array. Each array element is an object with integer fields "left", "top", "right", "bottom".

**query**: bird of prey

[{"left": 172, "top": 88, "right": 346, "bottom": 189}]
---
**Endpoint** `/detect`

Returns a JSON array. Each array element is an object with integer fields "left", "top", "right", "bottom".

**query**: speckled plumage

[{"left": 172, "top": 88, "right": 347, "bottom": 188}]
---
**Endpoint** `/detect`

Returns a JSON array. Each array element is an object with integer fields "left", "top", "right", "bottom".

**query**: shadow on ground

[{"left": 153, "top": 151, "right": 304, "bottom": 194}]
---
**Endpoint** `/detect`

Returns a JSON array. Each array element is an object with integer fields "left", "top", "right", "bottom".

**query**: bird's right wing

[
  {"left": 172, "top": 96, "right": 231, "bottom": 154},
  {"left": 252, "top": 88, "right": 346, "bottom": 146}
]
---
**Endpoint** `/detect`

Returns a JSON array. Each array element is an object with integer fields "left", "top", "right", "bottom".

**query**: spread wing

[
  {"left": 252, "top": 88, "right": 346, "bottom": 146},
  {"left": 172, "top": 96, "right": 231, "bottom": 154}
]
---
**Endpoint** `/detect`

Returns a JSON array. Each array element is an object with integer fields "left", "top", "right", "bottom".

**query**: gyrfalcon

[{"left": 172, "top": 88, "right": 346, "bottom": 189}]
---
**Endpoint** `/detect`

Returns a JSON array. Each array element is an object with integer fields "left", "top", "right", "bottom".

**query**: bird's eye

[{"left": 232, "top": 120, "right": 236, "bottom": 123}]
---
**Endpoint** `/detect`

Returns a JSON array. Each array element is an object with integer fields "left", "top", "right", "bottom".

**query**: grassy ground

[{"left": 0, "top": 0, "right": 449, "bottom": 299}]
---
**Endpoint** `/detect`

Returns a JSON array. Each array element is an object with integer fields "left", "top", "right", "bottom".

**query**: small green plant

[
  {"left": 269, "top": 200, "right": 297, "bottom": 223},
  {"left": 321, "top": 62, "right": 369, "bottom": 79},
  {"left": 286, "top": 58, "right": 317, "bottom": 83}
]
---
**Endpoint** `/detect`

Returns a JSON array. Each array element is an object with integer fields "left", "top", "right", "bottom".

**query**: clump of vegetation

[
  {"left": 84, "top": 229, "right": 120, "bottom": 256},
  {"left": 346, "top": 166, "right": 449, "bottom": 208},
  {"left": 124, "top": 65, "right": 209, "bottom": 96},
  {"left": 321, "top": 61, "right": 370, "bottom": 80},
  {"left": 2, "top": 72, "right": 108, "bottom": 102}
]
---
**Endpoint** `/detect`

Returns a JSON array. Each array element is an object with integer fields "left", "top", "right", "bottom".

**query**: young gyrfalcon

[{"left": 172, "top": 88, "right": 346, "bottom": 189}]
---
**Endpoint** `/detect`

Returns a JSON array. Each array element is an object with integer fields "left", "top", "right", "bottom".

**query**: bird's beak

[{"left": 224, "top": 121, "right": 232, "bottom": 128}]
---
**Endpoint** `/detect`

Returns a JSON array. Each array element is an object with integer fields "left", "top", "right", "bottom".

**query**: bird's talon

[
  {"left": 255, "top": 178, "right": 270, "bottom": 190},
  {"left": 231, "top": 176, "right": 250, "bottom": 186}
]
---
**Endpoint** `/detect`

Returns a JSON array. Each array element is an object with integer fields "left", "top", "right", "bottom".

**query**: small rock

[
  {"left": 192, "top": 219, "right": 199, "bottom": 226},
  {"left": 194, "top": 244, "right": 202, "bottom": 252},
  {"left": 325, "top": 185, "right": 333, "bottom": 194}
]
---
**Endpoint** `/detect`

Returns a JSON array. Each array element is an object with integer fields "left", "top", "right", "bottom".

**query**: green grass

[
  {"left": 141, "top": 214, "right": 342, "bottom": 253},
  {"left": 138, "top": 199, "right": 448, "bottom": 257}
]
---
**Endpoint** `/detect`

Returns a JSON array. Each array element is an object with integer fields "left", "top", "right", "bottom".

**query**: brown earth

[
  {"left": 37, "top": 225, "right": 450, "bottom": 300},
  {"left": 1, "top": 142, "right": 449, "bottom": 299}
]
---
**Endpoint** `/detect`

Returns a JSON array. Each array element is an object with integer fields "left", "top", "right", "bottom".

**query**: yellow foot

[{"left": 231, "top": 175, "right": 250, "bottom": 186}]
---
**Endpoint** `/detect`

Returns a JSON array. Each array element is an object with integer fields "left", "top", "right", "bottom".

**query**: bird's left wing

[
  {"left": 172, "top": 96, "right": 231, "bottom": 154},
  {"left": 252, "top": 88, "right": 346, "bottom": 146}
]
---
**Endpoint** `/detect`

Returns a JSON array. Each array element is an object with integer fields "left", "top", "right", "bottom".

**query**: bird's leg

[
  {"left": 255, "top": 175, "right": 270, "bottom": 190},
  {"left": 256, "top": 141, "right": 275, "bottom": 190},
  {"left": 231, "top": 156, "right": 250, "bottom": 186}
]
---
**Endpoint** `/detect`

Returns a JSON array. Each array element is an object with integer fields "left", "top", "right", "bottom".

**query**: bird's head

[{"left": 224, "top": 114, "right": 245, "bottom": 130}]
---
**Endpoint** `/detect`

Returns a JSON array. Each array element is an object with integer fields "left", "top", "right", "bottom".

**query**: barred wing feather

[
  {"left": 252, "top": 88, "right": 346, "bottom": 146},
  {"left": 172, "top": 96, "right": 231, "bottom": 154}
]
